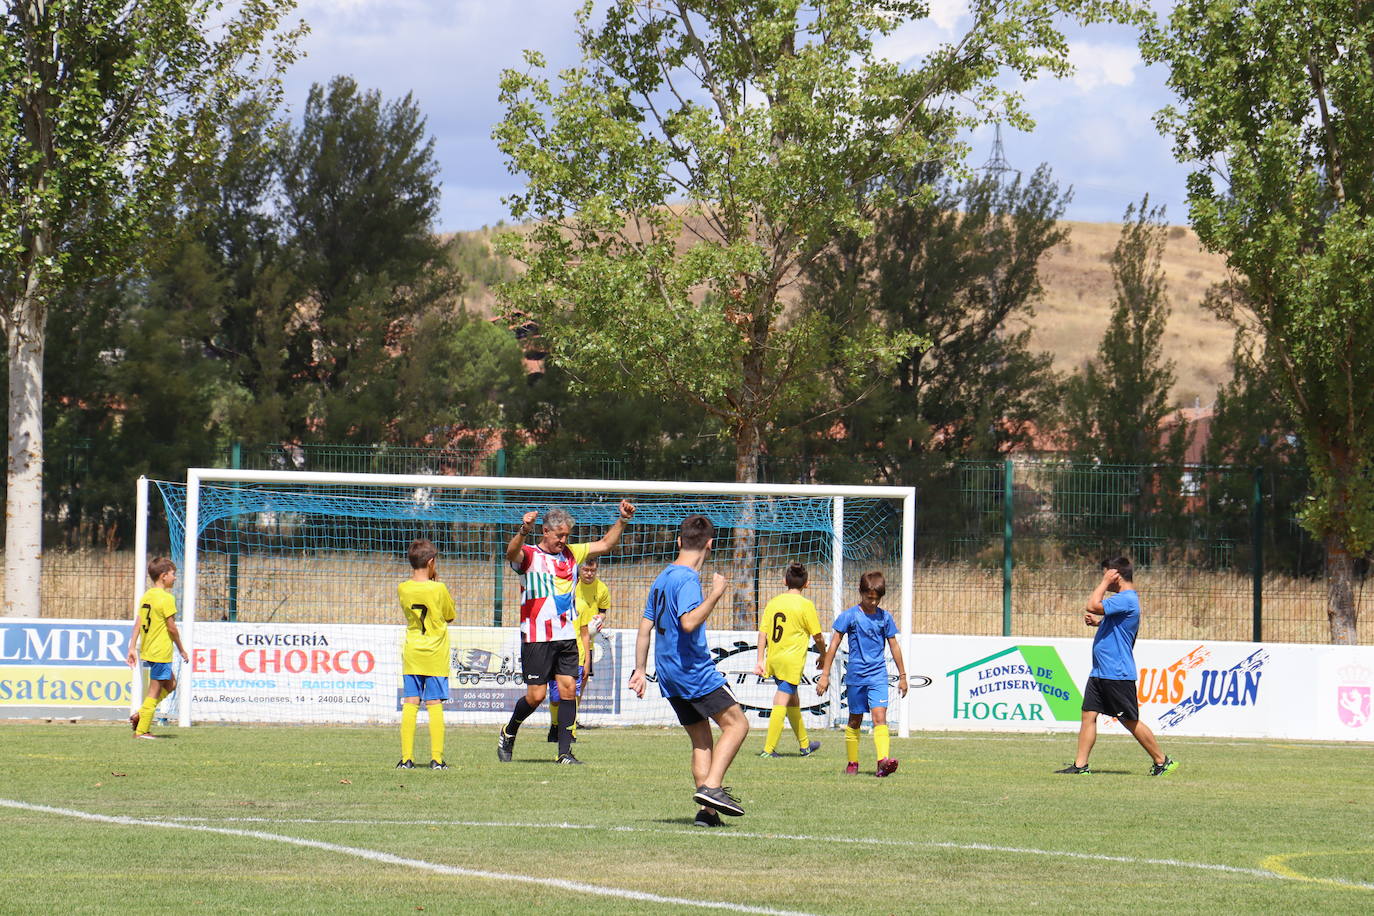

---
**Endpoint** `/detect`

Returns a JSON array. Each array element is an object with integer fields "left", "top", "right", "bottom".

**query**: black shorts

[
  {"left": 520, "top": 639, "right": 579, "bottom": 685},
  {"left": 667, "top": 685, "right": 738, "bottom": 726},
  {"left": 1082, "top": 676, "right": 1139, "bottom": 720}
]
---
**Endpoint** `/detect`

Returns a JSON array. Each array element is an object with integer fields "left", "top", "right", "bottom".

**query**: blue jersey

[
  {"left": 1091, "top": 590, "right": 1140, "bottom": 680},
  {"left": 833, "top": 604, "right": 897, "bottom": 684},
  {"left": 644, "top": 564, "right": 726, "bottom": 700}
]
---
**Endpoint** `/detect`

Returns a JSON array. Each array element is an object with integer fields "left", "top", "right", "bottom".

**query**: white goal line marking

[
  {"left": 0, "top": 799, "right": 816, "bottom": 916},
  {"left": 161, "top": 813, "right": 1374, "bottom": 892}
]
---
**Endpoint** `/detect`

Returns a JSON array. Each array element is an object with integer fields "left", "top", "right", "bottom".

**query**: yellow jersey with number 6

[
  {"left": 759, "top": 592, "right": 821, "bottom": 685},
  {"left": 398, "top": 580, "right": 456, "bottom": 676}
]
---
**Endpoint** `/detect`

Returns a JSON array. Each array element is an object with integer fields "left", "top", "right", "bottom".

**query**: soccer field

[{"left": 1, "top": 724, "right": 1370, "bottom": 914}]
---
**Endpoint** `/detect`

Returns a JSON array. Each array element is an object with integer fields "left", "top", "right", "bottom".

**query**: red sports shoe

[
  {"left": 876, "top": 757, "right": 899, "bottom": 777},
  {"left": 844, "top": 762, "right": 859, "bottom": 775}
]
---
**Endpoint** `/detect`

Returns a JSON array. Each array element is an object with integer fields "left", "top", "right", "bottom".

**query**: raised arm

[
  {"left": 584, "top": 500, "right": 636, "bottom": 558},
  {"left": 505, "top": 510, "right": 538, "bottom": 565},
  {"left": 679, "top": 573, "right": 727, "bottom": 633},
  {"left": 1086, "top": 568, "right": 1118, "bottom": 614}
]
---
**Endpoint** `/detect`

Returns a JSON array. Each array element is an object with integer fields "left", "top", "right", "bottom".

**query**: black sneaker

[
  {"left": 395, "top": 759, "right": 415, "bottom": 769},
  {"left": 692, "top": 785, "right": 745, "bottom": 817},
  {"left": 556, "top": 753, "right": 583, "bottom": 765},
  {"left": 429, "top": 759, "right": 448, "bottom": 770},
  {"left": 693, "top": 808, "right": 723, "bottom": 828},
  {"left": 497, "top": 728, "right": 514, "bottom": 763},
  {"left": 1149, "top": 756, "right": 1178, "bottom": 777},
  {"left": 1055, "top": 763, "right": 1091, "bottom": 774}
]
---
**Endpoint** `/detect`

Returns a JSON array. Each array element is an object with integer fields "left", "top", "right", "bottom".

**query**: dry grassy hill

[
  {"left": 451, "top": 217, "right": 1236, "bottom": 406},
  {"left": 1027, "top": 220, "right": 1233, "bottom": 406}
]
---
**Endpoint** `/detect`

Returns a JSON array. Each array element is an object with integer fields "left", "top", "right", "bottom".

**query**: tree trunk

[
  {"left": 5, "top": 306, "right": 45, "bottom": 617},
  {"left": 1324, "top": 533, "right": 1358, "bottom": 645},
  {"left": 730, "top": 418, "right": 761, "bottom": 629}
]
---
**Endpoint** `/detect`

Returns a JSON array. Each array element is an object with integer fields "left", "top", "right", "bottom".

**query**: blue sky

[{"left": 285, "top": 0, "right": 1190, "bottom": 232}]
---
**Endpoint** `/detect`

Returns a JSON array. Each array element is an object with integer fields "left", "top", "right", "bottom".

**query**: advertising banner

[
  {"left": 908, "top": 635, "right": 1374, "bottom": 742},
  {"left": 6, "top": 619, "right": 1369, "bottom": 741},
  {"left": 0, "top": 619, "right": 134, "bottom": 717}
]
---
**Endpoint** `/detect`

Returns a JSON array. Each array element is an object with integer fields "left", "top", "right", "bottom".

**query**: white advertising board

[
  {"left": 905, "top": 635, "right": 1374, "bottom": 742},
  {"left": 6, "top": 619, "right": 1370, "bottom": 742}
]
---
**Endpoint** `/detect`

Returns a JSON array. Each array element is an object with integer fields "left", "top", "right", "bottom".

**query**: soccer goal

[{"left": 140, "top": 469, "right": 916, "bottom": 734}]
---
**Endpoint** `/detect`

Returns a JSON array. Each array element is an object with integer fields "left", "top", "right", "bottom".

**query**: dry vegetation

[
  {"left": 454, "top": 217, "right": 1236, "bottom": 408},
  {"left": 27, "top": 549, "right": 1370, "bottom": 645}
]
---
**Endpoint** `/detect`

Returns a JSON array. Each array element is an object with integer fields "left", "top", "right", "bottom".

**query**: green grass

[{"left": 1, "top": 723, "right": 1371, "bottom": 914}]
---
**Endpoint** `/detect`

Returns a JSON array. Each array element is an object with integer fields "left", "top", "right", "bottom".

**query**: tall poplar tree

[
  {"left": 0, "top": 0, "right": 303, "bottom": 616},
  {"left": 1143, "top": 0, "right": 1374, "bottom": 642}
]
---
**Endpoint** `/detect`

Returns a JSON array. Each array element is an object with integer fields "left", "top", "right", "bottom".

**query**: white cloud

[{"left": 1068, "top": 41, "right": 1141, "bottom": 92}]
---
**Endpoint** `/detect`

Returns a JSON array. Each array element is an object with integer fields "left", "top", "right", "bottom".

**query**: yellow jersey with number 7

[{"left": 398, "top": 580, "right": 456, "bottom": 677}]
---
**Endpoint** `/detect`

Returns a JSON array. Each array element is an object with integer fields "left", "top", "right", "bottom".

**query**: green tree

[
  {"left": 494, "top": 0, "right": 1140, "bottom": 486},
  {"left": 1204, "top": 338, "right": 1316, "bottom": 579},
  {"left": 1143, "top": 1, "right": 1374, "bottom": 642},
  {"left": 1, "top": 0, "right": 302, "bottom": 615},
  {"left": 278, "top": 75, "right": 460, "bottom": 442},
  {"left": 803, "top": 164, "right": 1068, "bottom": 486},
  {"left": 1055, "top": 199, "right": 1187, "bottom": 563}
]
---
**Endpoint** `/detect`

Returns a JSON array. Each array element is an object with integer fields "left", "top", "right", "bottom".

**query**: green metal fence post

[
  {"left": 228, "top": 441, "right": 242, "bottom": 622},
  {"left": 1003, "top": 457, "right": 1014, "bottom": 637},
  {"left": 1252, "top": 466, "right": 1263, "bottom": 642},
  {"left": 493, "top": 447, "right": 507, "bottom": 627}
]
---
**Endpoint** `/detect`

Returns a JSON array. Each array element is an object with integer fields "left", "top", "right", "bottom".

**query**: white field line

[
  {"left": 158, "top": 814, "right": 1374, "bottom": 893},
  {"left": 0, "top": 799, "right": 815, "bottom": 916}
]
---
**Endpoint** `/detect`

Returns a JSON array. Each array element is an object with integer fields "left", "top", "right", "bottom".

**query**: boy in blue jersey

[
  {"left": 817, "top": 571, "right": 908, "bottom": 776},
  {"left": 629, "top": 515, "right": 748, "bottom": 826},
  {"left": 1057, "top": 557, "right": 1177, "bottom": 776}
]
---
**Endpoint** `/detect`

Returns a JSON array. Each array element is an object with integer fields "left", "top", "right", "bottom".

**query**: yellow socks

[
  {"left": 844, "top": 726, "right": 861, "bottom": 763},
  {"left": 400, "top": 703, "right": 419, "bottom": 762},
  {"left": 874, "top": 724, "right": 891, "bottom": 760},
  {"left": 427, "top": 702, "right": 445, "bottom": 763},
  {"left": 764, "top": 705, "right": 787, "bottom": 753},
  {"left": 785, "top": 705, "right": 809, "bottom": 749},
  {"left": 134, "top": 694, "right": 159, "bottom": 736}
]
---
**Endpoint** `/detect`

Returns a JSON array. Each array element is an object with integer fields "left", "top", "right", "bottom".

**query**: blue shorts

[
  {"left": 549, "top": 666, "right": 585, "bottom": 703},
  {"left": 772, "top": 678, "right": 798, "bottom": 696},
  {"left": 403, "top": 674, "right": 449, "bottom": 702},
  {"left": 143, "top": 661, "right": 173, "bottom": 682},
  {"left": 846, "top": 679, "right": 889, "bottom": 715}
]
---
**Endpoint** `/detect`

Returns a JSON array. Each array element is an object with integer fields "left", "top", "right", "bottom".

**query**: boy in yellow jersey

[
  {"left": 125, "top": 557, "right": 188, "bottom": 739},
  {"left": 396, "top": 538, "right": 456, "bottom": 770},
  {"left": 754, "top": 562, "right": 825, "bottom": 758},
  {"left": 548, "top": 557, "right": 611, "bottom": 744}
]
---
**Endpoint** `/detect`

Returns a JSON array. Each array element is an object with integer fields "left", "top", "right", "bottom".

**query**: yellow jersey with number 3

[
  {"left": 759, "top": 592, "right": 821, "bottom": 685},
  {"left": 136, "top": 587, "right": 177, "bottom": 663},
  {"left": 398, "top": 580, "right": 456, "bottom": 676}
]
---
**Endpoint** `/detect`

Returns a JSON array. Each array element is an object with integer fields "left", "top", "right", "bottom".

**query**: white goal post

[{"left": 146, "top": 468, "right": 916, "bottom": 735}]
